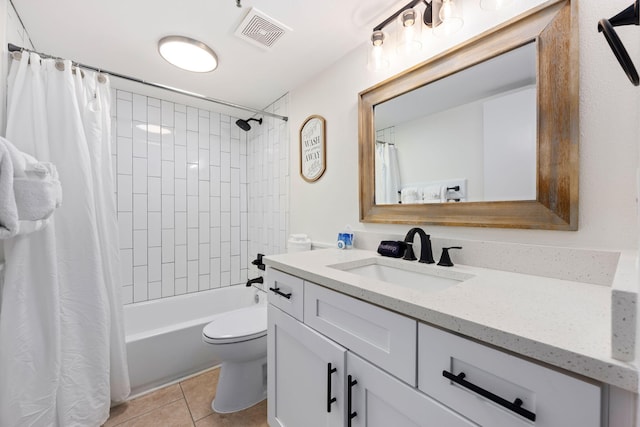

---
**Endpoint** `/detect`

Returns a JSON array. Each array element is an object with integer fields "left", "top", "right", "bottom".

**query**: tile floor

[{"left": 104, "top": 368, "right": 268, "bottom": 426}]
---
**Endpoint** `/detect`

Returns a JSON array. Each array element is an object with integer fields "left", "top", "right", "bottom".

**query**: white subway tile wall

[
  {"left": 247, "top": 95, "right": 290, "bottom": 280},
  {"left": 112, "top": 88, "right": 289, "bottom": 304}
]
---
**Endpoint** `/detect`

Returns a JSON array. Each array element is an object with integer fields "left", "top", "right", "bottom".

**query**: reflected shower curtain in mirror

[
  {"left": 0, "top": 53, "right": 130, "bottom": 426},
  {"left": 375, "top": 142, "right": 401, "bottom": 204}
]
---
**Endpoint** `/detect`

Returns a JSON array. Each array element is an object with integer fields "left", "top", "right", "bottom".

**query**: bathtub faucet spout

[{"left": 246, "top": 276, "right": 264, "bottom": 287}]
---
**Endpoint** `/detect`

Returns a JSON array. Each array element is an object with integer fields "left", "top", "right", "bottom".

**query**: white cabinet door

[
  {"left": 268, "top": 305, "right": 346, "bottom": 427},
  {"left": 347, "top": 353, "right": 477, "bottom": 427}
]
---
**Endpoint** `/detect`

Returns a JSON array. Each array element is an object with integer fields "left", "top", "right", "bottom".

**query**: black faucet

[
  {"left": 252, "top": 253, "right": 265, "bottom": 271},
  {"left": 246, "top": 276, "right": 264, "bottom": 287},
  {"left": 403, "top": 228, "right": 435, "bottom": 264},
  {"left": 437, "top": 246, "right": 462, "bottom": 267}
]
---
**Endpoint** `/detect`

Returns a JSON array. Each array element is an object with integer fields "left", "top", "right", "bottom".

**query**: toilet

[{"left": 202, "top": 301, "right": 268, "bottom": 413}]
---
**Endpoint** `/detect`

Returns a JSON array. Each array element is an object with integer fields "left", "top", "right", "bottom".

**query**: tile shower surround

[{"left": 112, "top": 89, "right": 289, "bottom": 304}]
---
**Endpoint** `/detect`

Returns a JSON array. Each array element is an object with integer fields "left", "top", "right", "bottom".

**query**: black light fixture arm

[
  {"left": 608, "top": 1, "right": 639, "bottom": 28},
  {"left": 373, "top": 0, "right": 436, "bottom": 32},
  {"left": 597, "top": 0, "right": 640, "bottom": 86}
]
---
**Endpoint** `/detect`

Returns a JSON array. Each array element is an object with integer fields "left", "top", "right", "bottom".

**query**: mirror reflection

[{"left": 374, "top": 42, "right": 537, "bottom": 205}]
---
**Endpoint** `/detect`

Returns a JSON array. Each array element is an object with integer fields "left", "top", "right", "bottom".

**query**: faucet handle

[
  {"left": 403, "top": 243, "right": 417, "bottom": 261},
  {"left": 437, "top": 246, "right": 462, "bottom": 267}
]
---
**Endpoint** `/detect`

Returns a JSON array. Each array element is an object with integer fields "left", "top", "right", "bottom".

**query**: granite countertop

[{"left": 264, "top": 248, "right": 638, "bottom": 393}]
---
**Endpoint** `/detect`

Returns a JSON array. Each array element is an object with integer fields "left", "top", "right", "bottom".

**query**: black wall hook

[{"left": 598, "top": 0, "right": 640, "bottom": 86}]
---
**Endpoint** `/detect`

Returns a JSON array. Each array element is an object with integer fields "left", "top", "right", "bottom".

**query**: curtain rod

[{"left": 7, "top": 43, "right": 288, "bottom": 122}]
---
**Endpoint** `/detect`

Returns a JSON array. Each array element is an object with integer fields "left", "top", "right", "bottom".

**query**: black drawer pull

[
  {"left": 269, "top": 286, "right": 292, "bottom": 299},
  {"left": 327, "top": 363, "right": 337, "bottom": 413},
  {"left": 442, "top": 370, "right": 536, "bottom": 422},
  {"left": 347, "top": 375, "right": 358, "bottom": 426}
]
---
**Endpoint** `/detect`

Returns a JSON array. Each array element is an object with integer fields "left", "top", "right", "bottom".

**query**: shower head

[{"left": 235, "top": 117, "right": 263, "bottom": 131}]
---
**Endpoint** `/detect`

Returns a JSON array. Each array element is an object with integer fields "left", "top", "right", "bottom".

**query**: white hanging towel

[
  {"left": 0, "top": 140, "right": 18, "bottom": 238},
  {"left": 0, "top": 136, "right": 62, "bottom": 237}
]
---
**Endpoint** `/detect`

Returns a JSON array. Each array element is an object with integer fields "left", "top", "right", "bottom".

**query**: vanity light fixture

[
  {"left": 367, "top": 0, "right": 465, "bottom": 71},
  {"left": 158, "top": 36, "right": 218, "bottom": 73}
]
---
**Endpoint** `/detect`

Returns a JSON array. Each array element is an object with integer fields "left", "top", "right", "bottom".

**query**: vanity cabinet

[
  {"left": 267, "top": 268, "right": 605, "bottom": 427},
  {"left": 268, "top": 305, "right": 345, "bottom": 427}
]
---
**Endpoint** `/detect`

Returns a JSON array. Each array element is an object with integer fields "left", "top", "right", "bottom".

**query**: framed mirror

[{"left": 359, "top": 0, "right": 578, "bottom": 230}]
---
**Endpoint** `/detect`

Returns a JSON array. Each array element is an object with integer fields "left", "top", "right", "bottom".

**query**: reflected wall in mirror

[
  {"left": 374, "top": 42, "right": 537, "bottom": 205},
  {"left": 359, "top": 0, "right": 578, "bottom": 230}
]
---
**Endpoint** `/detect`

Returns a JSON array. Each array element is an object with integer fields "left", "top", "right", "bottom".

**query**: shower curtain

[
  {"left": 0, "top": 53, "right": 130, "bottom": 426},
  {"left": 375, "top": 142, "right": 401, "bottom": 204}
]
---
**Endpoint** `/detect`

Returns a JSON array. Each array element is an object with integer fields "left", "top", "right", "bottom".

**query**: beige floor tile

[
  {"left": 181, "top": 369, "right": 219, "bottom": 421},
  {"left": 194, "top": 400, "right": 267, "bottom": 427},
  {"left": 115, "top": 399, "right": 194, "bottom": 427},
  {"left": 104, "top": 384, "right": 184, "bottom": 427}
]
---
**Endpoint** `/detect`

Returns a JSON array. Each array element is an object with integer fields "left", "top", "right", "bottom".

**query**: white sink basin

[{"left": 329, "top": 257, "right": 472, "bottom": 292}]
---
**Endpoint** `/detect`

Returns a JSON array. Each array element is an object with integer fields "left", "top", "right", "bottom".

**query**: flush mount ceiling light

[{"left": 158, "top": 36, "right": 218, "bottom": 73}]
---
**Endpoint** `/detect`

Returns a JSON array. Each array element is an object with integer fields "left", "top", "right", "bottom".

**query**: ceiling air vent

[{"left": 234, "top": 8, "right": 291, "bottom": 50}]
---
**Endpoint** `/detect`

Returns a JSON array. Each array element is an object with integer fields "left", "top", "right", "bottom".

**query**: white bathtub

[{"left": 124, "top": 285, "right": 265, "bottom": 396}]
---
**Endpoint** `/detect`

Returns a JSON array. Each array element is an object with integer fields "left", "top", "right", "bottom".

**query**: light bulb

[
  {"left": 440, "top": 0, "right": 456, "bottom": 20},
  {"left": 368, "top": 31, "right": 389, "bottom": 71},
  {"left": 397, "top": 8, "right": 422, "bottom": 55},
  {"left": 434, "top": 0, "right": 463, "bottom": 36}
]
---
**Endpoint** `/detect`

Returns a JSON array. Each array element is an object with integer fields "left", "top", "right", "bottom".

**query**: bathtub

[{"left": 124, "top": 285, "right": 265, "bottom": 396}]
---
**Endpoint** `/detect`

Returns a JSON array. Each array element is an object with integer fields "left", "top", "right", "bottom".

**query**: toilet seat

[{"left": 203, "top": 305, "right": 267, "bottom": 344}]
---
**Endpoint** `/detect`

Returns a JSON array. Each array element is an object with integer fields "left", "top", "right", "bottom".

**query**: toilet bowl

[{"left": 202, "top": 302, "right": 267, "bottom": 413}]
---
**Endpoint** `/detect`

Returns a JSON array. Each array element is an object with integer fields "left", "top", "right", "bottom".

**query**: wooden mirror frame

[{"left": 359, "top": 0, "right": 578, "bottom": 230}]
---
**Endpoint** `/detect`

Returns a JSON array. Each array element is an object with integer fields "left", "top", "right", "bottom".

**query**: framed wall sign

[{"left": 299, "top": 115, "right": 326, "bottom": 182}]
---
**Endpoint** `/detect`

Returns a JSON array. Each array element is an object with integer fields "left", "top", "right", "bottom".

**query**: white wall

[
  {"left": 483, "top": 86, "right": 536, "bottom": 201},
  {"left": 395, "top": 100, "right": 484, "bottom": 199},
  {"left": 289, "top": 0, "right": 640, "bottom": 250}
]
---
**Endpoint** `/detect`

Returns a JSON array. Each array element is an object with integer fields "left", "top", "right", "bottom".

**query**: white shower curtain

[
  {"left": 375, "top": 142, "right": 401, "bottom": 204},
  {"left": 0, "top": 53, "right": 130, "bottom": 426}
]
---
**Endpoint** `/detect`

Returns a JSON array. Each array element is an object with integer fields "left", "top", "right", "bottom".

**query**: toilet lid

[{"left": 202, "top": 304, "right": 267, "bottom": 344}]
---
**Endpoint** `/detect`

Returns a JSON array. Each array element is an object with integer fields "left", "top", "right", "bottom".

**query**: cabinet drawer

[
  {"left": 418, "top": 323, "right": 601, "bottom": 427},
  {"left": 266, "top": 268, "right": 304, "bottom": 321},
  {"left": 304, "top": 282, "right": 417, "bottom": 385}
]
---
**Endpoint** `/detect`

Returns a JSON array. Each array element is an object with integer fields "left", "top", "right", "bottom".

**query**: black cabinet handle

[
  {"left": 442, "top": 370, "right": 536, "bottom": 422},
  {"left": 269, "top": 286, "right": 292, "bottom": 299},
  {"left": 327, "top": 363, "right": 337, "bottom": 413},
  {"left": 347, "top": 375, "right": 358, "bottom": 426}
]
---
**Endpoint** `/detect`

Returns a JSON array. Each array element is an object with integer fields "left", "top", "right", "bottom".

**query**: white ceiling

[{"left": 11, "top": 0, "right": 400, "bottom": 112}]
